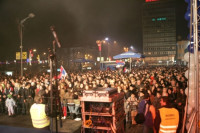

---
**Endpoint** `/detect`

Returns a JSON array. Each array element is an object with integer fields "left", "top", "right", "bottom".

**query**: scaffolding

[{"left": 183, "top": 0, "right": 200, "bottom": 133}]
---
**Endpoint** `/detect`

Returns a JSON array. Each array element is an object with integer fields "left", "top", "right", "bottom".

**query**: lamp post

[
  {"left": 96, "top": 40, "right": 102, "bottom": 69},
  {"left": 19, "top": 13, "right": 35, "bottom": 77}
]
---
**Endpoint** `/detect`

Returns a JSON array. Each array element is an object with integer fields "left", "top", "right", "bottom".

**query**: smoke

[
  {"left": 0, "top": 0, "right": 144, "bottom": 60},
  {"left": 62, "top": 0, "right": 143, "bottom": 44}
]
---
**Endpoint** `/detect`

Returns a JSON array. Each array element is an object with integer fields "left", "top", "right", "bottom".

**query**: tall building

[{"left": 143, "top": 0, "right": 176, "bottom": 65}]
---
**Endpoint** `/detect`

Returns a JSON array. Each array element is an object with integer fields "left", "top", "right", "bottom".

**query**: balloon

[
  {"left": 184, "top": 52, "right": 190, "bottom": 62},
  {"left": 187, "top": 44, "right": 200, "bottom": 53},
  {"left": 185, "top": 10, "right": 191, "bottom": 21},
  {"left": 198, "top": 51, "right": 200, "bottom": 59},
  {"left": 184, "top": 52, "right": 194, "bottom": 62},
  {"left": 187, "top": 103, "right": 194, "bottom": 115},
  {"left": 187, "top": 34, "right": 190, "bottom": 40},
  {"left": 188, "top": 58, "right": 195, "bottom": 68},
  {"left": 187, "top": 44, "right": 194, "bottom": 53},
  {"left": 188, "top": 89, "right": 194, "bottom": 95},
  {"left": 185, "top": 70, "right": 188, "bottom": 78},
  {"left": 187, "top": 22, "right": 191, "bottom": 28},
  {"left": 192, "top": 100, "right": 195, "bottom": 103},
  {"left": 184, "top": 68, "right": 194, "bottom": 80},
  {"left": 188, "top": 62, "right": 195, "bottom": 69},
  {"left": 185, "top": 87, "right": 188, "bottom": 95},
  {"left": 189, "top": 81, "right": 195, "bottom": 90}
]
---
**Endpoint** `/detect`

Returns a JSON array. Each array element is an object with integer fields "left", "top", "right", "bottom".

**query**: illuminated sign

[
  {"left": 152, "top": 17, "right": 167, "bottom": 21},
  {"left": 146, "top": 0, "right": 159, "bottom": 2},
  {"left": 157, "top": 17, "right": 166, "bottom": 21}
]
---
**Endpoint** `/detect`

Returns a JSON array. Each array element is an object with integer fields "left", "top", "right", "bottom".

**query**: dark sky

[{"left": 0, "top": 0, "right": 188, "bottom": 60}]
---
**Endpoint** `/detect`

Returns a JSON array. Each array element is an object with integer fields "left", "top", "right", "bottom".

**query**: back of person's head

[
  {"left": 143, "top": 93, "right": 149, "bottom": 99},
  {"left": 135, "top": 113, "right": 145, "bottom": 124},
  {"left": 161, "top": 96, "right": 170, "bottom": 105},
  {"left": 34, "top": 96, "right": 42, "bottom": 104},
  {"left": 156, "top": 91, "right": 162, "bottom": 97}
]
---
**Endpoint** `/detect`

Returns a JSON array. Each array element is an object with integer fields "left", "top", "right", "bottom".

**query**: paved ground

[
  {"left": 0, "top": 114, "right": 135, "bottom": 133},
  {"left": 0, "top": 114, "right": 82, "bottom": 133}
]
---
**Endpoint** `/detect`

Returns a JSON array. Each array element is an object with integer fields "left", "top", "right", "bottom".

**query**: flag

[
  {"left": 58, "top": 65, "right": 67, "bottom": 79},
  {"left": 29, "top": 50, "right": 32, "bottom": 66}
]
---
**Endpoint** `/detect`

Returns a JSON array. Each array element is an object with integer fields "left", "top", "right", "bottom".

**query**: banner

[{"left": 16, "top": 52, "right": 27, "bottom": 60}]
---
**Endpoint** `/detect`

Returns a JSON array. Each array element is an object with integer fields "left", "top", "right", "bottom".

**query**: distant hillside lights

[{"left": 146, "top": 0, "right": 159, "bottom": 2}]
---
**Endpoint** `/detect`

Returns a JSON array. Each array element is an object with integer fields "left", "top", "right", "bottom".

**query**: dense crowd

[{"left": 0, "top": 66, "right": 188, "bottom": 132}]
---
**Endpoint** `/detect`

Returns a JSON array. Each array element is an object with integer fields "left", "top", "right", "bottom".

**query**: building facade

[
  {"left": 68, "top": 46, "right": 98, "bottom": 70},
  {"left": 143, "top": 0, "right": 176, "bottom": 65},
  {"left": 176, "top": 40, "right": 189, "bottom": 64}
]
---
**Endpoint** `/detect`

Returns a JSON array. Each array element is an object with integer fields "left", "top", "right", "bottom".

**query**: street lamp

[
  {"left": 20, "top": 13, "right": 35, "bottom": 77},
  {"left": 130, "top": 46, "right": 134, "bottom": 50},
  {"left": 33, "top": 49, "right": 37, "bottom": 52}
]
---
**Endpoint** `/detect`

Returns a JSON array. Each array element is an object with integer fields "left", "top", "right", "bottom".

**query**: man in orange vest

[{"left": 154, "top": 96, "right": 179, "bottom": 133}]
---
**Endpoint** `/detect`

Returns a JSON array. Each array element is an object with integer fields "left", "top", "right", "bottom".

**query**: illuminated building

[{"left": 143, "top": 0, "right": 176, "bottom": 65}]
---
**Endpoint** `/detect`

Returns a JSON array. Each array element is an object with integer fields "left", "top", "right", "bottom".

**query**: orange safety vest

[
  {"left": 30, "top": 103, "right": 50, "bottom": 128},
  {"left": 159, "top": 107, "right": 179, "bottom": 133}
]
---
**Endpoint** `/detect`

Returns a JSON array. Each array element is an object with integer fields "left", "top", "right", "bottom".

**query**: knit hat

[{"left": 7, "top": 94, "right": 12, "bottom": 98}]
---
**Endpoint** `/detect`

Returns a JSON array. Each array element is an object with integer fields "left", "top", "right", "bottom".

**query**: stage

[{"left": 0, "top": 114, "right": 81, "bottom": 133}]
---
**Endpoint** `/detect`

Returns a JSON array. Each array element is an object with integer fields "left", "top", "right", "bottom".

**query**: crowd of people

[{"left": 0, "top": 66, "right": 188, "bottom": 132}]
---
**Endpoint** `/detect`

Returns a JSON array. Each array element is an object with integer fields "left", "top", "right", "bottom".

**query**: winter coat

[{"left": 5, "top": 98, "right": 15, "bottom": 108}]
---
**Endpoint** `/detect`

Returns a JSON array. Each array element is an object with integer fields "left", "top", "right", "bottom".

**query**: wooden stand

[{"left": 80, "top": 88, "right": 125, "bottom": 133}]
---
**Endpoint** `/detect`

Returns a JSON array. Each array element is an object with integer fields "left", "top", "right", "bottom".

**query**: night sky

[{"left": 0, "top": 0, "right": 188, "bottom": 61}]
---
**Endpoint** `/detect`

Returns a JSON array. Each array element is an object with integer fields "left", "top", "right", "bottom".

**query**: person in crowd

[
  {"left": 66, "top": 88, "right": 75, "bottom": 119},
  {"left": 15, "top": 94, "right": 22, "bottom": 114},
  {"left": 126, "top": 93, "right": 138, "bottom": 125},
  {"left": 24, "top": 82, "right": 33, "bottom": 115},
  {"left": 133, "top": 113, "right": 145, "bottom": 133},
  {"left": 30, "top": 96, "right": 50, "bottom": 130},
  {"left": 60, "top": 83, "right": 68, "bottom": 119},
  {"left": 5, "top": 94, "right": 16, "bottom": 116},
  {"left": 35, "top": 84, "right": 41, "bottom": 96},
  {"left": 147, "top": 89, "right": 154, "bottom": 104},
  {"left": 154, "top": 96, "right": 179, "bottom": 133},
  {"left": 73, "top": 92, "right": 81, "bottom": 121},
  {"left": 0, "top": 85, "right": 4, "bottom": 113},
  {"left": 162, "top": 87, "right": 168, "bottom": 97},
  {"left": 13, "top": 80, "right": 20, "bottom": 99},
  {"left": 5, "top": 83, "right": 13, "bottom": 95},
  {"left": 43, "top": 88, "right": 50, "bottom": 104},
  {"left": 138, "top": 93, "right": 156, "bottom": 133},
  {"left": 167, "top": 87, "right": 175, "bottom": 103},
  {"left": 18, "top": 82, "right": 26, "bottom": 115},
  {"left": 153, "top": 91, "right": 161, "bottom": 111},
  {"left": 0, "top": 65, "right": 188, "bottom": 133},
  {"left": 30, "top": 82, "right": 36, "bottom": 98},
  {"left": 38, "top": 84, "right": 45, "bottom": 97},
  {"left": 175, "top": 88, "right": 187, "bottom": 132}
]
